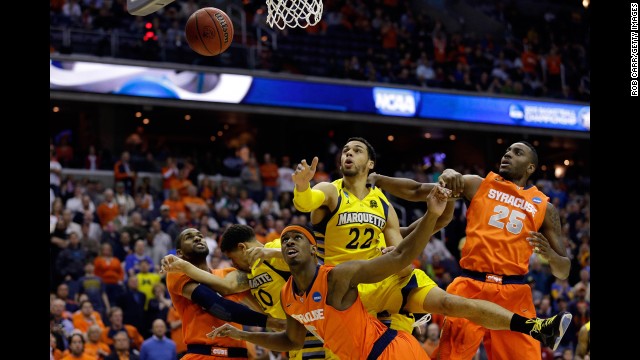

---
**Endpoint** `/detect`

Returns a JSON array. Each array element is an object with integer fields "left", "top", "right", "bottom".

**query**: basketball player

[
  {"left": 292, "top": 137, "right": 455, "bottom": 333},
  {"left": 575, "top": 321, "right": 590, "bottom": 360},
  {"left": 370, "top": 141, "right": 572, "bottom": 359},
  {"left": 162, "top": 225, "right": 338, "bottom": 360},
  {"left": 166, "top": 228, "right": 283, "bottom": 360},
  {"left": 208, "top": 185, "right": 451, "bottom": 359},
  {"left": 292, "top": 137, "right": 570, "bottom": 349}
]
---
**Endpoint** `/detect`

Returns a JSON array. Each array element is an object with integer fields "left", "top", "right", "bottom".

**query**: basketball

[{"left": 185, "top": 7, "right": 234, "bottom": 56}]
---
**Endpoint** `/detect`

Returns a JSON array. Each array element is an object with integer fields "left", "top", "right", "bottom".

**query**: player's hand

[
  {"left": 380, "top": 245, "right": 396, "bottom": 255},
  {"left": 208, "top": 323, "right": 243, "bottom": 339},
  {"left": 159, "top": 254, "right": 188, "bottom": 274},
  {"left": 292, "top": 157, "right": 319, "bottom": 190},
  {"left": 426, "top": 185, "right": 451, "bottom": 216},
  {"left": 527, "top": 232, "right": 553, "bottom": 259},
  {"left": 246, "top": 247, "right": 279, "bottom": 265},
  {"left": 367, "top": 172, "right": 379, "bottom": 187},
  {"left": 438, "top": 169, "right": 464, "bottom": 197}
]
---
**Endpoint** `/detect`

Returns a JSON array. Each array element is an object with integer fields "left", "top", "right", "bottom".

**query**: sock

[{"left": 510, "top": 314, "right": 535, "bottom": 334}]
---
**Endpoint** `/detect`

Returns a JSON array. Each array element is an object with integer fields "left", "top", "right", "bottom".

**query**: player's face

[
  {"left": 179, "top": 229, "right": 209, "bottom": 259},
  {"left": 225, "top": 247, "right": 251, "bottom": 272},
  {"left": 341, "top": 141, "right": 372, "bottom": 176},
  {"left": 281, "top": 231, "right": 313, "bottom": 266},
  {"left": 498, "top": 143, "right": 533, "bottom": 180}
]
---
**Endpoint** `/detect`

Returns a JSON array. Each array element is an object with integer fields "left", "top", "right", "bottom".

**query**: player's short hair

[
  {"left": 220, "top": 224, "right": 256, "bottom": 253},
  {"left": 347, "top": 137, "right": 376, "bottom": 165},
  {"left": 516, "top": 141, "right": 538, "bottom": 168}
]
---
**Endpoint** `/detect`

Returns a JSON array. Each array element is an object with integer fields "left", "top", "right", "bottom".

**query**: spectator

[
  {"left": 124, "top": 240, "right": 155, "bottom": 277},
  {"left": 77, "top": 262, "right": 111, "bottom": 318},
  {"left": 114, "top": 151, "right": 136, "bottom": 195},
  {"left": 116, "top": 277, "right": 148, "bottom": 340},
  {"left": 259, "top": 153, "right": 280, "bottom": 199},
  {"left": 104, "top": 331, "right": 140, "bottom": 360},
  {"left": 96, "top": 189, "right": 119, "bottom": 227},
  {"left": 56, "top": 232, "right": 87, "bottom": 282},
  {"left": 71, "top": 300, "right": 106, "bottom": 334},
  {"left": 135, "top": 258, "right": 161, "bottom": 310},
  {"left": 84, "top": 324, "right": 111, "bottom": 359},
  {"left": 139, "top": 319, "right": 176, "bottom": 360},
  {"left": 61, "top": 333, "right": 93, "bottom": 360},
  {"left": 101, "top": 307, "right": 144, "bottom": 350},
  {"left": 94, "top": 242, "right": 125, "bottom": 305},
  {"left": 148, "top": 219, "right": 172, "bottom": 267}
]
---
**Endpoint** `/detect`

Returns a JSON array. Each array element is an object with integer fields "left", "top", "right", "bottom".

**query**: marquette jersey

[
  {"left": 461, "top": 172, "right": 549, "bottom": 275},
  {"left": 314, "top": 179, "right": 390, "bottom": 265},
  {"left": 282, "top": 266, "right": 393, "bottom": 360},
  {"left": 248, "top": 239, "right": 291, "bottom": 319}
]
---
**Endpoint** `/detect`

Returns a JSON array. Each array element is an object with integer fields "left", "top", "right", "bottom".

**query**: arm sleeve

[
  {"left": 293, "top": 186, "right": 326, "bottom": 213},
  {"left": 191, "top": 284, "right": 268, "bottom": 327}
]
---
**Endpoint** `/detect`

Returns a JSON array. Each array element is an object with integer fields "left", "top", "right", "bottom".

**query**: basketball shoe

[{"left": 528, "top": 311, "right": 573, "bottom": 351}]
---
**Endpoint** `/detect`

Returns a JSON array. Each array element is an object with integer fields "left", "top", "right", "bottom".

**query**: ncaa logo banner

[{"left": 373, "top": 87, "right": 419, "bottom": 117}]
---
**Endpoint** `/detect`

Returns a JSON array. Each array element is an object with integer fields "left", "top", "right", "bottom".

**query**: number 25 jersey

[{"left": 461, "top": 171, "right": 549, "bottom": 275}]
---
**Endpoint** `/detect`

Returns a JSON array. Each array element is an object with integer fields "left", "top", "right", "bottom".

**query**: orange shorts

[
  {"left": 379, "top": 329, "right": 430, "bottom": 359},
  {"left": 436, "top": 276, "right": 540, "bottom": 360}
]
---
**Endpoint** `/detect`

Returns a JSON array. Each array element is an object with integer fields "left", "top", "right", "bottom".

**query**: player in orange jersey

[
  {"left": 208, "top": 185, "right": 452, "bottom": 359},
  {"left": 166, "top": 228, "right": 283, "bottom": 360},
  {"left": 370, "top": 141, "right": 572, "bottom": 360}
]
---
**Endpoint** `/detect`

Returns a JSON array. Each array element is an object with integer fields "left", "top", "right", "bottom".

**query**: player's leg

[
  {"left": 358, "top": 273, "right": 416, "bottom": 333},
  {"left": 404, "top": 272, "right": 485, "bottom": 360},
  {"left": 417, "top": 286, "right": 514, "bottom": 330},
  {"left": 419, "top": 278, "right": 571, "bottom": 359}
]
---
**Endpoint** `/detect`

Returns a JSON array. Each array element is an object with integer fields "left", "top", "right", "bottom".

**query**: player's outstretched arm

[
  {"left": 161, "top": 255, "right": 249, "bottom": 295},
  {"left": 530, "top": 203, "right": 570, "bottom": 279},
  {"left": 209, "top": 312, "right": 306, "bottom": 352},
  {"left": 336, "top": 186, "right": 450, "bottom": 287},
  {"left": 292, "top": 156, "right": 337, "bottom": 212},
  {"left": 369, "top": 172, "right": 437, "bottom": 202},
  {"left": 179, "top": 282, "right": 271, "bottom": 327}
]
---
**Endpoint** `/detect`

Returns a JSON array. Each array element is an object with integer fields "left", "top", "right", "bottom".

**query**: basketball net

[{"left": 266, "top": 0, "right": 323, "bottom": 30}]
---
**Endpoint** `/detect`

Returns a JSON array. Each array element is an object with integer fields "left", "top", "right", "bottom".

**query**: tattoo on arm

[{"left": 550, "top": 205, "right": 562, "bottom": 236}]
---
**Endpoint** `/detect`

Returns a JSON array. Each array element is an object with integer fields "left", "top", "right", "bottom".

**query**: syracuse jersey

[
  {"left": 314, "top": 179, "right": 390, "bottom": 266},
  {"left": 461, "top": 171, "right": 549, "bottom": 275},
  {"left": 167, "top": 268, "right": 248, "bottom": 359},
  {"left": 281, "top": 266, "right": 427, "bottom": 360},
  {"left": 250, "top": 240, "right": 337, "bottom": 360}
]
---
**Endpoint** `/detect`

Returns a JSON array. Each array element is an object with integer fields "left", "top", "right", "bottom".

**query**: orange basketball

[{"left": 185, "top": 7, "right": 234, "bottom": 56}]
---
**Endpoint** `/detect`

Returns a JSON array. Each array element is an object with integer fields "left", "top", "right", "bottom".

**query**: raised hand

[
  {"left": 292, "top": 157, "right": 319, "bottom": 190},
  {"left": 527, "top": 231, "right": 554, "bottom": 259},
  {"left": 426, "top": 185, "right": 451, "bottom": 216},
  {"left": 437, "top": 169, "right": 464, "bottom": 197},
  {"left": 246, "top": 247, "right": 280, "bottom": 265},
  {"left": 159, "top": 254, "right": 189, "bottom": 274}
]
